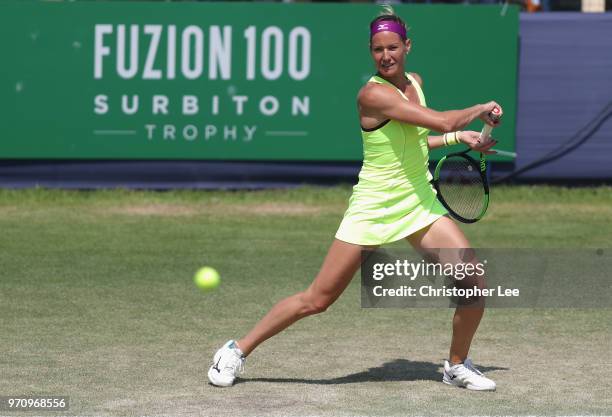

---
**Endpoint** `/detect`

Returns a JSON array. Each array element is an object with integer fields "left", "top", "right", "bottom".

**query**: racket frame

[{"left": 432, "top": 148, "right": 490, "bottom": 224}]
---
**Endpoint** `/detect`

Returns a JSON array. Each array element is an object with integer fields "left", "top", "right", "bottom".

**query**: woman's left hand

[{"left": 458, "top": 131, "right": 498, "bottom": 154}]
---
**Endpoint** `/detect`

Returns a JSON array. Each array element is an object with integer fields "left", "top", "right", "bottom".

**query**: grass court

[{"left": 1, "top": 186, "right": 610, "bottom": 416}]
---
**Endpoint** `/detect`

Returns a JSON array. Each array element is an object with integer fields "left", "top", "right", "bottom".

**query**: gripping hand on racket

[
  {"left": 478, "top": 101, "right": 503, "bottom": 127},
  {"left": 474, "top": 101, "right": 503, "bottom": 151},
  {"left": 458, "top": 131, "right": 498, "bottom": 154}
]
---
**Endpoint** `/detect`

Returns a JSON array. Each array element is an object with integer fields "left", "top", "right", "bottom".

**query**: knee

[{"left": 298, "top": 291, "right": 332, "bottom": 316}]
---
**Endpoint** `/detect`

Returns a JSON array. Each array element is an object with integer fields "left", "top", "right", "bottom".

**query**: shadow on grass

[{"left": 235, "top": 359, "right": 508, "bottom": 385}]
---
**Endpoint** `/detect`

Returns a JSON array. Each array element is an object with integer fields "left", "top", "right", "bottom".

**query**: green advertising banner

[{"left": 0, "top": 1, "right": 518, "bottom": 161}]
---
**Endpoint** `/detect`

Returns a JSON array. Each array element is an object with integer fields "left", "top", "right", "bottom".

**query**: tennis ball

[{"left": 194, "top": 266, "right": 220, "bottom": 291}]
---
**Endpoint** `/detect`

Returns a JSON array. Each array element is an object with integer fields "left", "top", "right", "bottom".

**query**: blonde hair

[{"left": 379, "top": 4, "right": 396, "bottom": 17}]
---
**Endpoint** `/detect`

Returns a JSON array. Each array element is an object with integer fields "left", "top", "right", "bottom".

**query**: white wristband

[{"left": 444, "top": 131, "right": 460, "bottom": 146}]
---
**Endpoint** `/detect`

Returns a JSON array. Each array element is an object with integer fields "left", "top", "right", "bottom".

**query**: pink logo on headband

[{"left": 370, "top": 20, "right": 406, "bottom": 40}]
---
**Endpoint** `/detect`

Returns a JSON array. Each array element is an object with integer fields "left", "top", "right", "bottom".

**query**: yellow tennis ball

[{"left": 194, "top": 266, "right": 220, "bottom": 291}]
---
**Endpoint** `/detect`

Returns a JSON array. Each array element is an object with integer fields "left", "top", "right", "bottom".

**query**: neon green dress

[{"left": 335, "top": 73, "right": 448, "bottom": 245}]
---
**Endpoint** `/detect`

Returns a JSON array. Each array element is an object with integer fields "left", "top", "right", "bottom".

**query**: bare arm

[
  {"left": 427, "top": 134, "right": 447, "bottom": 150},
  {"left": 358, "top": 83, "right": 502, "bottom": 134},
  {"left": 428, "top": 131, "right": 499, "bottom": 154}
]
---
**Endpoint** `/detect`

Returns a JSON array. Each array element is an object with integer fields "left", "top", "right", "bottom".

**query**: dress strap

[{"left": 405, "top": 73, "right": 427, "bottom": 107}]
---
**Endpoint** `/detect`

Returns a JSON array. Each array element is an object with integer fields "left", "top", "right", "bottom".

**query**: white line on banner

[
  {"left": 265, "top": 131, "right": 308, "bottom": 137},
  {"left": 93, "top": 130, "right": 137, "bottom": 136}
]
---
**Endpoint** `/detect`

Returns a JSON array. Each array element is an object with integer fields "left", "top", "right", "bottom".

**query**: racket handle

[{"left": 480, "top": 124, "right": 494, "bottom": 141}]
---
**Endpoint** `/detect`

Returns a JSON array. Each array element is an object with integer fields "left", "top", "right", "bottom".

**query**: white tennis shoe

[
  {"left": 442, "top": 358, "right": 496, "bottom": 391},
  {"left": 207, "top": 340, "right": 245, "bottom": 387}
]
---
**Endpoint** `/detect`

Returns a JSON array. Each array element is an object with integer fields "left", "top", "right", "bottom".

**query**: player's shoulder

[
  {"left": 358, "top": 82, "right": 395, "bottom": 107},
  {"left": 409, "top": 72, "right": 423, "bottom": 86}
]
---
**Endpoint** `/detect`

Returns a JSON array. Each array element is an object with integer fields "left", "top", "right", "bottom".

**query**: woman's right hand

[{"left": 479, "top": 101, "right": 503, "bottom": 126}]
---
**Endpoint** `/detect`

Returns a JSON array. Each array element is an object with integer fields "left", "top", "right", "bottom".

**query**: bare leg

[
  {"left": 236, "top": 239, "right": 366, "bottom": 356},
  {"left": 406, "top": 216, "right": 485, "bottom": 364}
]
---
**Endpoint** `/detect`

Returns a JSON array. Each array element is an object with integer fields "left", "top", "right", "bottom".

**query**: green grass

[{"left": 0, "top": 186, "right": 611, "bottom": 416}]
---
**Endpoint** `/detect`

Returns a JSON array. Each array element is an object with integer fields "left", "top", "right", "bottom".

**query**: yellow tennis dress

[{"left": 335, "top": 73, "right": 448, "bottom": 245}]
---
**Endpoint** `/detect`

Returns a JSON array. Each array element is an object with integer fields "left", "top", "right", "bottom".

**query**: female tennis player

[{"left": 208, "top": 7, "right": 502, "bottom": 391}]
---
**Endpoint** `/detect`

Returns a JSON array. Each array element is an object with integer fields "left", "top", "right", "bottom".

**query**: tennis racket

[
  {"left": 432, "top": 148, "right": 489, "bottom": 223},
  {"left": 432, "top": 108, "right": 502, "bottom": 224}
]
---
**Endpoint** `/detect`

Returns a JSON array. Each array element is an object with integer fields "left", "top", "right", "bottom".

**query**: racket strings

[{"left": 436, "top": 157, "right": 486, "bottom": 220}]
